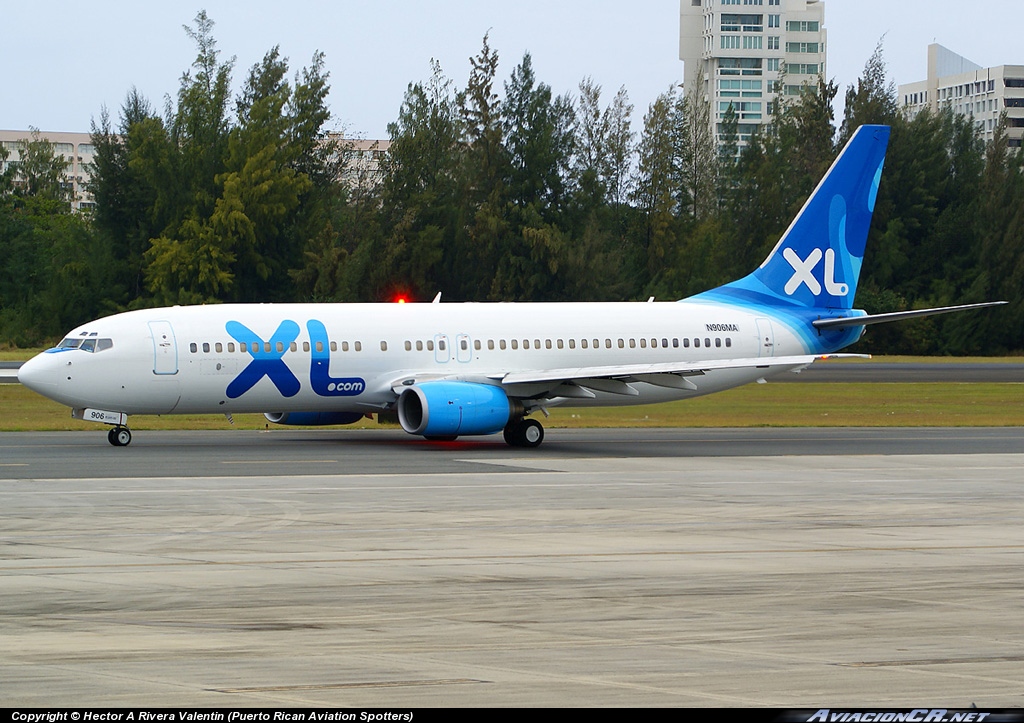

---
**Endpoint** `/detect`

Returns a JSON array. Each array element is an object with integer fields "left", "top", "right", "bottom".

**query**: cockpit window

[{"left": 57, "top": 337, "right": 113, "bottom": 353}]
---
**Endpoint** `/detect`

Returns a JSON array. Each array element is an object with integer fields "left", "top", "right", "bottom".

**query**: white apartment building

[
  {"left": 0, "top": 129, "right": 96, "bottom": 210},
  {"left": 899, "top": 44, "right": 1024, "bottom": 148},
  {"left": 330, "top": 135, "right": 391, "bottom": 189},
  {"left": 679, "top": 0, "right": 827, "bottom": 148},
  {"left": 0, "top": 129, "right": 392, "bottom": 210}
]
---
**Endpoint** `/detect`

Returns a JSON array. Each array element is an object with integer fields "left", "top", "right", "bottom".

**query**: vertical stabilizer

[{"left": 696, "top": 125, "right": 890, "bottom": 311}]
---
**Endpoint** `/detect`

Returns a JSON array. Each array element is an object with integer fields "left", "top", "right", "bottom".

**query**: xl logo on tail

[{"left": 783, "top": 248, "right": 849, "bottom": 297}]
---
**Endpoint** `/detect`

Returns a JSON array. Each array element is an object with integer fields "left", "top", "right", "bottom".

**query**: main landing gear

[
  {"left": 503, "top": 418, "right": 544, "bottom": 448},
  {"left": 107, "top": 426, "right": 132, "bottom": 447}
]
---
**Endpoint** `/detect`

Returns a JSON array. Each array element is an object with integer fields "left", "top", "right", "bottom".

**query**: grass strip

[{"left": 2, "top": 382, "right": 1022, "bottom": 432}]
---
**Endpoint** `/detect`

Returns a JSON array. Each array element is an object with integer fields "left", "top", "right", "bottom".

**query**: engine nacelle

[
  {"left": 264, "top": 411, "right": 365, "bottom": 426},
  {"left": 396, "top": 382, "right": 516, "bottom": 437}
]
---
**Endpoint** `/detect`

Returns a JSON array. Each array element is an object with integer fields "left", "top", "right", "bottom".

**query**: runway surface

[{"left": 2, "top": 428, "right": 1024, "bottom": 707}]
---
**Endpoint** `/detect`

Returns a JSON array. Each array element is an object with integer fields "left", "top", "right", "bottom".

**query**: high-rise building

[
  {"left": 899, "top": 44, "right": 1024, "bottom": 148},
  {"left": 679, "top": 0, "right": 827, "bottom": 148}
]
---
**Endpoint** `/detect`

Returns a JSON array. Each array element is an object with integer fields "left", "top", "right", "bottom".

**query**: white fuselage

[{"left": 18, "top": 300, "right": 807, "bottom": 417}]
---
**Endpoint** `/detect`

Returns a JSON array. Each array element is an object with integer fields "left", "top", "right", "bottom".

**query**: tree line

[{"left": 1, "top": 15, "right": 1022, "bottom": 353}]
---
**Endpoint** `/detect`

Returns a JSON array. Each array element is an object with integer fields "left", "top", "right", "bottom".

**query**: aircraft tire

[
  {"left": 519, "top": 419, "right": 544, "bottom": 448},
  {"left": 108, "top": 427, "right": 132, "bottom": 447},
  {"left": 504, "top": 419, "right": 544, "bottom": 448}
]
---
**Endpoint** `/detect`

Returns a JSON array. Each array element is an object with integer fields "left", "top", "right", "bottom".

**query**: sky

[{"left": 2, "top": 1, "right": 1022, "bottom": 139}]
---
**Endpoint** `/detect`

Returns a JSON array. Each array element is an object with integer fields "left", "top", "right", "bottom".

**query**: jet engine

[{"left": 396, "top": 381, "right": 519, "bottom": 438}]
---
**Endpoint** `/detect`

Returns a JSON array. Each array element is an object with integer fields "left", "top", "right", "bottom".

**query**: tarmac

[{"left": 2, "top": 428, "right": 1023, "bottom": 707}]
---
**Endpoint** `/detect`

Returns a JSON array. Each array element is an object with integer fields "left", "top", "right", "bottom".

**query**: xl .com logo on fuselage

[{"left": 225, "top": 319, "right": 366, "bottom": 399}]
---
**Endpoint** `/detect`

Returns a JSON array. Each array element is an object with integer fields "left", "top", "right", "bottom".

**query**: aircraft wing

[{"left": 494, "top": 353, "right": 865, "bottom": 398}]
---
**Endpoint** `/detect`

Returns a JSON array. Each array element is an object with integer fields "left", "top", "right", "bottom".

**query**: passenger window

[
  {"left": 617, "top": 339, "right": 624, "bottom": 349},
  {"left": 437, "top": 340, "right": 445, "bottom": 351},
  {"left": 342, "top": 341, "right": 349, "bottom": 352},
  {"left": 640, "top": 338, "right": 647, "bottom": 348},
  {"left": 672, "top": 338, "right": 679, "bottom": 348},
  {"left": 499, "top": 340, "right": 507, "bottom": 350},
  {"left": 487, "top": 340, "right": 494, "bottom": 350},
  {"left": 228, "top": 342, "right": 235, "bottom": 353},
  {"left": 694, "top": 339, "right": 700, "bottom": 348},
  {"left": 705, "top": 338, "right": 711, "bottom": 347},
  {"left": 290, "top": 342, "right": 297, "bottom": 352},
  {"left": 523, "top": 339, "right": 530, "bottom": 349},
  {"left": 215, "top": 342, "right": 223, "bottom": 353},
  {"left": 683, "top": 338, "right": 690, "bottom": 348},
  {"left": 202, "top": 342, "right": 210, "bottom": 353},
  {"left": 316, "top": 341, "right": 324, "bottom": 353},
  {"left": 427, "top": 340, "right": 434, "bottom": 351},
  {"left": 569, "top": 339, "right": 576, "bottom": 349},
  {"left": 593, "top": 339, "right": 600, "bottom": 349},
  {"left": 405, "top": 341, "right": 412, "bottom": 351},
  {"left": 556, "top": 339, "right": 563, "bottom": 349},
  {"left": 545, "top": 339, "right": 552, "bottom": 349},
  {"left": 629, "top": 339, "right": 636, "bottom": 349},
  {"left": 302, "top": 341, "right": 309, "bottom": 352},
  {"left": 190, "top": 342, "right": 198, "bottom": 353},
  {"left": 354, "top": 341, "right": 362, "bottom": 352},
  {"left": 330, "top": 341, "right": 338, "bottom": 352},
  {"left": 581, "top": 339, "right": 588, "bottom": 349},
  {"left": 416, "top": 340, "right": 424, "bottom": 351},
  {"left": 716, "top": 338, "right": 722, "bottom": 348},
  {"left": 275, "top": 342, "right": 283, "bottom": 353},
  {"left": 474, "top": 340, "right": 481, "bottom": 351},
  {"left": 726, "top": 338, "right": 732, "bottom": 347},
  {"left": 511, "top": 339, "right": 519, "bottom": 350},
  {"left": 264, "top": 342, "right": 271, "bottom": 353},
  {"left": 460, "top": 339, "right": 467, "bottom": 351},
  {"left": 381, "top": 341, "right": 388, "bottom": 351}
]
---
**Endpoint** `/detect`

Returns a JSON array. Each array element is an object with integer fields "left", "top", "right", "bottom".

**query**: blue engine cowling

[
  {"left": 264, "top": 411, "right": 365, "bottom": 426},
  {"left": 397, "top": 382, "right": 514, "bottom": 437}
]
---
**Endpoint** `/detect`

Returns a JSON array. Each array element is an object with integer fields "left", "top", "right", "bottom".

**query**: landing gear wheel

[
  {"left": 519, "top": 419, "right": 543, "bottom": 448},
  {"left": 108, "top": 426, "right": 132, "bottom": 447},
  {"left": 504, "top": 418, "right": 544, "bottom": 448}
]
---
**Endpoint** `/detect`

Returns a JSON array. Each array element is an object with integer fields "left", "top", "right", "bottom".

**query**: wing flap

[{"left": 499, "top": 354, "right": 861, "bottom": 387}]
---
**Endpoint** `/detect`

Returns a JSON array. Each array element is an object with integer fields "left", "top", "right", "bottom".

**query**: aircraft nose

[{"left": 17, "top": 353, "right": 60, "bottom": 395}]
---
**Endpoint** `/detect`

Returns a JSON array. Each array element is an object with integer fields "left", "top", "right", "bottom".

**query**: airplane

[{"left": 17, "top": 124, "right": 1004, "bottom": 447}]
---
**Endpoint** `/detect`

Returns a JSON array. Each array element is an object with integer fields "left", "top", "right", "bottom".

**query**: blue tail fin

[{"left": 696, "top": 124, "right": 890, "bottom": 311}]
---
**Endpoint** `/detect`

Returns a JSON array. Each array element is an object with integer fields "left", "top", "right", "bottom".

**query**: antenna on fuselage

[{"left": 432, "top": 292, "right": 442, "bottom": 304}]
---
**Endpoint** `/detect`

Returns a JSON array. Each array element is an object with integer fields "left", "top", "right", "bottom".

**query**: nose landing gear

[{"left": 107, "top": 426, "right": 132, "bottom": 447}]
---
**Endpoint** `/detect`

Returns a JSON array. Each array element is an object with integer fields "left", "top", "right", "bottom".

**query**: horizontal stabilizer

[{"left": 812, "top": 302, "right": 1007, "bottom": 330}]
